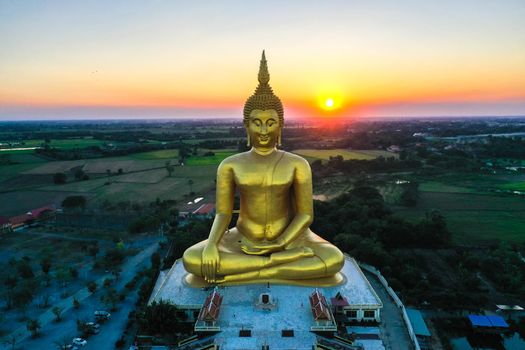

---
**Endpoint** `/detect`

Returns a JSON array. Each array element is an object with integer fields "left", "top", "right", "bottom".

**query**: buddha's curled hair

[{"left": 243, "top": 50, "right": 284, "bottom": 126}]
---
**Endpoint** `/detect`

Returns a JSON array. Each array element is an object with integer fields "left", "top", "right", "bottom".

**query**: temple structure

[{"left": 150, "top": 52, "right": 385, "bottom": 349}]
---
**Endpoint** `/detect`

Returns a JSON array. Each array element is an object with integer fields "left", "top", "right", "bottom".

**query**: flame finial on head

[
  {"left": 258, "top": 50, "right": 270, "bottom": 85},
  {"left": 243, "top": 50, "right": 284, "bottom": 126}
]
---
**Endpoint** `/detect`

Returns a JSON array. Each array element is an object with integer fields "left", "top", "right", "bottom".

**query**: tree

[
  {"left": 17, "top": 258, "right": 34, "bottom": 279},
  {"left": 76, "top": 318, "right": 90, "bottom": 336},
  {"left": 61, "top": 195, "right": 86, "bottom": 211},
  {"left": 399, "top": 182, "right": 419, "bottom": 207},
  {"left": 52, "top": 306, "right": 63, "bottom": 322},
  {"left": 26, "top": 319, "right": 41, "bottom": 338},
  {"left": 138, "top": 299, "right": 187, "bottom": 334},
  {"left": 40, "top": 257, "right": 52, "bottom": 276},
  {"left": 55, "top": 267, "right": 72, "bottom": 289},
  {"left": 104, "top": 248, "right": 125, "bottom": 267},
  {"left": 88, "top": 243, "right": 99, "bottom": 258},
  {"left": 151, "top": 252, "right": 161, "bottom": 269},
  {"left": 3, "top": 335, "right": 18, "bottom": 350},
  {"left": 101, "top": 288, "right": 119, "bottom": 311},
  {"left": 74, "top": 169, "right": 85, "bottom": 181},
  {"left": 54, "top": 336, "right": 72, "bottom": 350},
  {"left": 4, "top": 275, "right": 18, "bottom": 309},
  {"left": 69, "top": 266, "right": 79, "bottom": 279},
  {"left": 40, "top": 293, "right": 51, "bottom": 308},
  {"left": 165, "top": 160, "right": 174, "bottom": 177},
  {"left": 53, "top": 172, "right": 67, "bottom": 184},
  {"left": 13, "top": 280, "right": 36, "bottom": 309},
  {"left": 87, "top": 281, "right": 97, "bottom": 294}
]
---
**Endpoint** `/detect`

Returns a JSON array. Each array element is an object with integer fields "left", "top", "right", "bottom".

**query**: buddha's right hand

[{"left": 202, "top": 244, "right": 220, "bottom": 282}]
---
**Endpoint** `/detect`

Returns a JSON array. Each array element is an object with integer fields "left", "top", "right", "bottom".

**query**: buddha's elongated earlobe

[
  {"left": 246, "top": 133, "right": 251, "bottom": 147},
  {"left": 278, "top": 130, "right": 282, "bottom": 147}
]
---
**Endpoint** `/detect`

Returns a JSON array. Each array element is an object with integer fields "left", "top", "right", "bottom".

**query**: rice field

[{"left": 392, "top": 191, "right": 525, "bottom": 244}]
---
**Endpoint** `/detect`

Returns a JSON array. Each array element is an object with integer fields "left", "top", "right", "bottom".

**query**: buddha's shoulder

[
  {"left": 217, "top": 152, "right": 248, "bottom": 170},
  {"left": 281, "top": 151, "right": 311, "bottom": 168},
  {"left": 217, "top": 150, "right": 310, "bottom": 169}
]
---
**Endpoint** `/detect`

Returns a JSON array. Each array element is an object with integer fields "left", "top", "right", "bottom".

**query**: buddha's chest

[{"left": 234, "top": 163, "right": 294, "bottom": 190}]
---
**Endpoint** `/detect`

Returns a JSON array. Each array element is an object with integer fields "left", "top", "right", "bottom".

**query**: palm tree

[
  {"left": 3, "top": 335, "right": 17, "bottom": 350},
  {"left": 54, "top": 336, "right": 71, "bottom": 350},
  {"left": 26, "top": 319, "right": 41, "bottom": 337}
]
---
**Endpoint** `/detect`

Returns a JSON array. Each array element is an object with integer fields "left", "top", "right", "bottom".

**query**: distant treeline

[{"left": 312, "top": 156, "right": 422, "bottom": 176}]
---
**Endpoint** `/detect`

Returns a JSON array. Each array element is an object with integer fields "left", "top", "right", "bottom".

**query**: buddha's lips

[{"left": 259, "top": 135, "right": 269, "bottom": 141}]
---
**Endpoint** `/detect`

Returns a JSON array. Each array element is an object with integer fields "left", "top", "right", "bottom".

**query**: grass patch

[
  {"left": 116, "top": 169, "right": 167, "bottom": 184},
  {"left": 127, "top": 149, "right": 179, "bottom": 160},
  {"left": 185, "top": 151, "right": 237, "bottom": 165}
]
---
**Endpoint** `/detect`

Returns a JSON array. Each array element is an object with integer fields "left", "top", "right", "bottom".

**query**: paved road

[
  {"left": 1, "top": 238, "right": 161, "bottom": 350},
  {"left": 364, "top": 271, "right": 414, "bottom": 350}
]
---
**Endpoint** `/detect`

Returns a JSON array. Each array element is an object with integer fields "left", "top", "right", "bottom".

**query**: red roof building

[
  {"left": 0, "top": 216, "right": 11, "bottom": 232},
  {"left": 29, "top": 204, "right": 56, "bottom": 218},
  {"left": 309, "top": 289, "right": 331, "bottom": 321},
  {"left": 9, "top": 213, "right": 33, "bottom": 228},
  {"left": 198, "top": 289, "right": 223, "bottom": 322},
  {"left": 330, "top": 292, "right": 349, "bottom": 307},
  {"left": 192, "top": 203, "right": 215, "bottom": 216},
  {"left": 8, "top": 204, "right": 56, "bottom": 230}
]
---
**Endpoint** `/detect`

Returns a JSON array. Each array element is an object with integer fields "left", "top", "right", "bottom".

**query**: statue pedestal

[{"left": 150, "top": 256, "right": 383, "bottom": 349}]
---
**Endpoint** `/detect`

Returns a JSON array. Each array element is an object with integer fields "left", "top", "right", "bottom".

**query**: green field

[
  {"left": 127, "top": 149, "right": 179, "bottom": 160},
  {"left": 499, "top": 182, "right": 525, "bottom": 191},
  {"left": 293, "top": 149, "right": 398, "bottom": 161},
  {"left": 4, "top": 152, "right": 48, "bottom": 164},
  {"left": 17, "top": 137, "right": 110, "bottom": 149},
  {"left": 393, "top": 191, "right": 525, "bottom": 244},
  {"left": 185, "top": 151, "right": 237, "bottom": 165},
  {"left": 0, "top": 148, "right": 221, "bottom": 216},
  {"left": 419, "top": 181, "right": 479, "bottom": 194}
]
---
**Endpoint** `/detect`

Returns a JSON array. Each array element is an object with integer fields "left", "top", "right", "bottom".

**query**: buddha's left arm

[{"left": 278, "top": 157, "right": 314, "bottom": 246}]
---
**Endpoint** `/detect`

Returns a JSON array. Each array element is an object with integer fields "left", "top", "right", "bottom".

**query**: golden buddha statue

[{"left": 183, "top": 51, "right": 344, "bottom": 286}]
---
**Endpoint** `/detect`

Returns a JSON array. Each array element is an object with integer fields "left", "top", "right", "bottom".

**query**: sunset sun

[{"left": 317, "top": 92, "right": 343, "bottom": 113}]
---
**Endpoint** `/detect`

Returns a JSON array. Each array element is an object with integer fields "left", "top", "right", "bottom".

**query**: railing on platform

[{"left": 359, "top": 262, "right": 421, "bottom": 350}]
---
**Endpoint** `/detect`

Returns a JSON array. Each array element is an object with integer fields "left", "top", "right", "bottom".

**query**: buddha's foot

[
  {"left": 214, "top": 270, "right": 260, "bottom": 284},
  {"left": 269, "top": 247, "right": 314, "bottom": 266}
]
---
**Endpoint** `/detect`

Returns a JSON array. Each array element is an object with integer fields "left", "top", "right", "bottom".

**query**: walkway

[{"left": 364, "top": 271, "right": 414, "bottom": 350}]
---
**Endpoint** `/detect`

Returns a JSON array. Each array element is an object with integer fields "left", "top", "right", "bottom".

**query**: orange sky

[{"left": 1, "top": 1, "right": 524, "bottom": 119}]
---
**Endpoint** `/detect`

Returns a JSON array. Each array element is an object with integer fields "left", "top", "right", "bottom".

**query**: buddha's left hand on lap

[{"left": 242, "top": 239, "right": 285, "bottom": 255}]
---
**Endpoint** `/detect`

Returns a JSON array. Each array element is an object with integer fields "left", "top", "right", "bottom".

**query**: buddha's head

[{"left": 243, "top": 51, "right": 284, "bottom": 150}]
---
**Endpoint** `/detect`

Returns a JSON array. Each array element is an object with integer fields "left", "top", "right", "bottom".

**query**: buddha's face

[{"left": 246, "top": 109, "right": 281, "bottom": 149}]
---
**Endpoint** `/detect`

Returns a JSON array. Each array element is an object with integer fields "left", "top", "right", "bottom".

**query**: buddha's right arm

[
  {"left": 207, "top": 213, "right": 232, "bottom": 245},
  {"left": 202, "top": 162, "right": 235, "bottom": 280},
  {"left": 206, "top": 161, "right": 235, "bottom": 246}
]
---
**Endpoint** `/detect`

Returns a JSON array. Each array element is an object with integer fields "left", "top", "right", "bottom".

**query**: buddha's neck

[{"left": 251, "top": 146, "right": 277, "bottom": 156}]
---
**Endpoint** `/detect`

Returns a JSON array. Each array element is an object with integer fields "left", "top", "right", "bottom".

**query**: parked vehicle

[
  {"left": 72, "top": 338, "right": 87, "bottom": 346},
  {"left": 85, "top": 322, "right": 100, "bottom": 334},
  {"left": 94, "top": 310, "right": 111, "bottom": 321}
]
